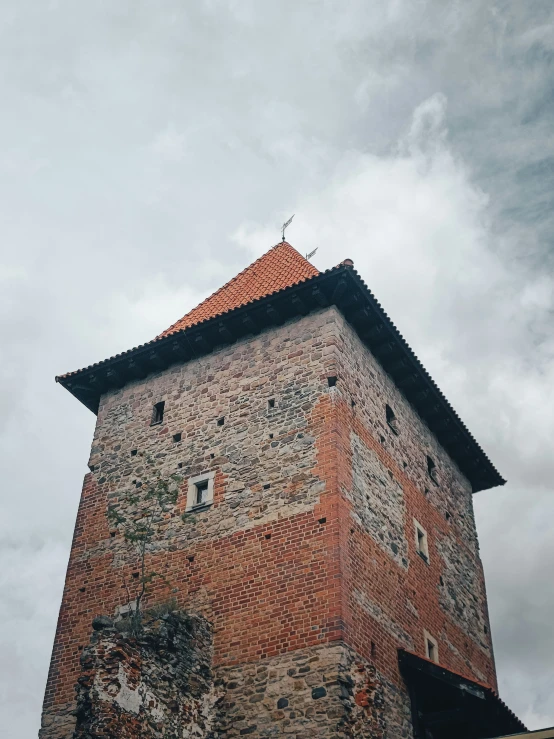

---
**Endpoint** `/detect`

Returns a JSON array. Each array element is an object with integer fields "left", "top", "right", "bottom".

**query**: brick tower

[{"left": 41, "top": 243, "right": 525, "bottom": 738}]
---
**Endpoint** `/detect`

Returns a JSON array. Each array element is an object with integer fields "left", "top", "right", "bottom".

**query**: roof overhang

[
  {"left": 56, "top": 263, "right": 505, "bottom": 492},
  {"left": 486, "top": 730, "right": 554, "bottom": 739},
  {"left": 399, "top": 649, "right": 526, "bottom": 739}
]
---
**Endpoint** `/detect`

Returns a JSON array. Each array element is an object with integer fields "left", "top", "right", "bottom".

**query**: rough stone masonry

[
  {"left": 73, "top": 612, "right": 215, "bottom": 738},
  {"left": 41, "top": 292, "right": 497, "bottom": 736}
]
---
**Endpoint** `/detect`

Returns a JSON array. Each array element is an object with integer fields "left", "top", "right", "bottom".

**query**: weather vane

[{"left": 281, "top": 214, "right": 294, "bottom": 242}]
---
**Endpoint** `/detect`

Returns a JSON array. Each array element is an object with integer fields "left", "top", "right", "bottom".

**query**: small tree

[{"left": 107, "top": 453, "right": 182, "bottom": 635}]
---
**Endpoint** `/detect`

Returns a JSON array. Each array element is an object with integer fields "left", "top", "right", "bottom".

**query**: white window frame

[
  {"left": 414, "top": 519, "right": 430, "bottom": 563},
  {"left": 424, "top": 630, "right": 439, "bottom": 663},
  {"left": 186, "top": 471, "right": 215, "bottom": 512}
]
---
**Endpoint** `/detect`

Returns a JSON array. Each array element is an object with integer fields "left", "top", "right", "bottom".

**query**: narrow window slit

[
  {"left": 427, "top": 455, "right": 439, "bottom": 484},
  {"left": 386, "top": 404, "right": 399, "bottom": 434},
  {"left": 425, "top": 632, "right": 439, "bottom": 664},
  {"left": 195, "top": 480, "right": 209, "bottom": 506},
  {"left": 414, "top": 520, "right": 430, "bottom": 563},
  {"left": 151, "top": 401, "right": 165, "bottom": 426}
]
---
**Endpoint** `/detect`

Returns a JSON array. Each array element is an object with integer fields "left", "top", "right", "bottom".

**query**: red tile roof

[{"left": 159, "top": 241, "right": 319, "bottom": 337}]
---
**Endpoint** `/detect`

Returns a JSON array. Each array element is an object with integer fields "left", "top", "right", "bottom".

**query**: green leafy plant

[{"left": 107, "top": 453, "right": 182, "bottom": 635}]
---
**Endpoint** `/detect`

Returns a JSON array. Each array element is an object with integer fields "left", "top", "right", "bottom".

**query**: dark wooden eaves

[{"left": 56, "top": 264, "right": 505, "bottom": 493}]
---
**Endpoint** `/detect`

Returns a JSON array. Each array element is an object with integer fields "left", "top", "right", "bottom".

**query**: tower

[{"left": 40, "top": 242, "right": 525, "bottom": 738}]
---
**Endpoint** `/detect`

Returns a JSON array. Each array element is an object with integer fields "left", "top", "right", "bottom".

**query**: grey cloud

[{"left": 0, "top": 1, "right": 553, "bottom": 735}]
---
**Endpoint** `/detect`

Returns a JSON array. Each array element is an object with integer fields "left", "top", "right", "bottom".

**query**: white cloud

[{"left": 1, "top": 1, "right": 553, "bottom": 735}]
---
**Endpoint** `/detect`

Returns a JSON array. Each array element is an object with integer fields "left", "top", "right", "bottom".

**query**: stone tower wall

[
  {"left": 41, "top": 308, "right": 344, "bottom": 736},
  {"left": 331, "top": 309, "right": 496, "bottom": 691},
  {"left": 40, "top": 306, "right": 496, "bottom": 738}
]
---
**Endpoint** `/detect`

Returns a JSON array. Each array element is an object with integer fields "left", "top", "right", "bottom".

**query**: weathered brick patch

[{"left": 72, "top": 612, "right": 215, "bottom": 738}]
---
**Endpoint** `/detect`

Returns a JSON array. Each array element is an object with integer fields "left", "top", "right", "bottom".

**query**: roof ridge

[{"left": 158, "top": 241, "right": 318, "bottom": 338}]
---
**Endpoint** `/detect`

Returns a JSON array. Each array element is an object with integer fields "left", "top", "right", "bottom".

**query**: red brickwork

[{"left": 41, "top": 306, "right": 497, "bottom": 738}]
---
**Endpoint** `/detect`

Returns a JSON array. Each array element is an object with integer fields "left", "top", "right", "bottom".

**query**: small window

[
  {"left": 414, "top": 519, "right": 429, "bottom": 562},
  {"left": 194, "top": 480, "right": 209, "bottom": 506},
  {"left": 217, "top": 417, "right": 225, "bottom": 426},
  {"left": 151, "top": 401, "right": 165, "bottom": 426},
  {"left": 186, "top": 471, "right": 215, "bottom": 511},
  {"left": 426, "top": 455, "right": 438, "bottom": 484},
  {"left": 386, "top": 404, "right": 399, "bottom": 435},
  {"left": 424, "top": 631, "right": 439, "bottom": 663},
  {"left": 327, "top": 376, "right": 337, "bottom": 388},
  {"left": 268, "top": 398, "right": 275, "bottom": 409},
  {"left": 173, "top": 432, "right": 182, "bottom": 443}
]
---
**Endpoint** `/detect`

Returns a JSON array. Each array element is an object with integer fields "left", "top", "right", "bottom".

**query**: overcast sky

[{"left": 1, "top": 2, "right": 553, "bottom": 735}]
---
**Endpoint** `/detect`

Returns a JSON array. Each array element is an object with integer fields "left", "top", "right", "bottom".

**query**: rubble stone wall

[
  {"left": 73, "top": 613, "right": 214, "bottom": 738},
  {"left": 212, "top": 642, "right": 412, "bottom": 739},
  {"left": 66, "top": 618, "right": 412, "bottom": 739}
]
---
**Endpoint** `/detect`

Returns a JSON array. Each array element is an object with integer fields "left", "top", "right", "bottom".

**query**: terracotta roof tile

[{"left": 158, "top": 242, "right": 319, "bottom": 337}]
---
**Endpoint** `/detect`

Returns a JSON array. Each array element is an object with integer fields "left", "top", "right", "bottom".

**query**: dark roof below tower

[
  {"left": 56, "top": 242, "right": 505, "bottom": 493},
  {"left": 399, "top": 649, "right": 526, "bottom": 739}
]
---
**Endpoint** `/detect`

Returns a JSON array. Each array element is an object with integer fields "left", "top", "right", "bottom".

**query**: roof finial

[{"left": 281, "top": 214, "right": 294, "bottom": 242}]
